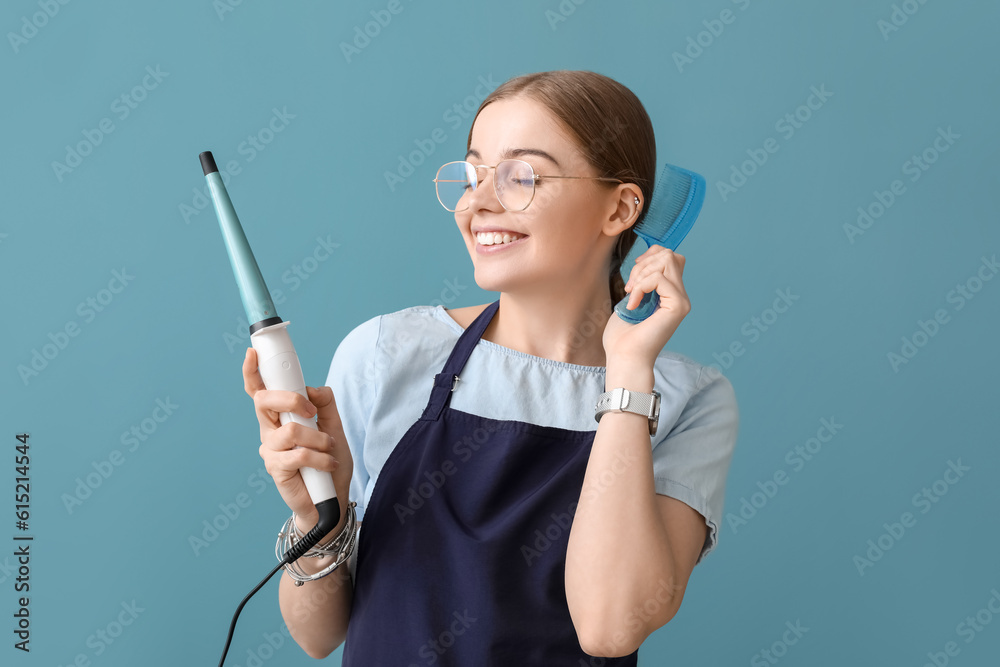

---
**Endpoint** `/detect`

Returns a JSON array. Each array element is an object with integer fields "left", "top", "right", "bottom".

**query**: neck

[{"left": 482, "top": 282, "right": 614, "bottom": 368}]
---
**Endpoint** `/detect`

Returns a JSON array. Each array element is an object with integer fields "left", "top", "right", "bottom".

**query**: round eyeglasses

[{"left": 432, "top": 159, "right": 623, "bottom": 212}]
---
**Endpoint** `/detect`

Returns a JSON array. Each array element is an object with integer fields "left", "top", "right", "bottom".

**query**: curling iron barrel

[{"left": 200, "top": 150, "right": 339, "bottom": 530}]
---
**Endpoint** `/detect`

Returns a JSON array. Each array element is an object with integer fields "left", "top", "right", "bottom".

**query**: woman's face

[{"left": 455, "top": 96, "right": 622, "bottom": 298}]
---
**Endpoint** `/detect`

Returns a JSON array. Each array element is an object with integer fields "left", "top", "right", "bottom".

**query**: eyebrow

[{"left": 465, "top": 147, "right": 561, "bottom": 168}]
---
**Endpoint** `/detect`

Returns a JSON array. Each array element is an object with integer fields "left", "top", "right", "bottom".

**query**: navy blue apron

[{"left": 342, "top": 299, "right": 639, "bottom": 666}]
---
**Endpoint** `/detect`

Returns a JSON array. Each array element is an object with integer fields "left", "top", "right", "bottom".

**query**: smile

[
  {"left": 475, "top": 231, "right": 528, "bottom": 254},
  {"left": 476, "top": 231, "right": 526, "bottom": 246}
]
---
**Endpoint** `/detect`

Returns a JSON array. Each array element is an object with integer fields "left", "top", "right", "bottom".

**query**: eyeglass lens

[{"left": 435, "top": 160, "right": 535, "bottom": 212}]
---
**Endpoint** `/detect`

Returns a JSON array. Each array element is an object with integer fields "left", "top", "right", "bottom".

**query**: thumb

[{"left": 306, "top": 386, "right": 342, "bottom": 431}]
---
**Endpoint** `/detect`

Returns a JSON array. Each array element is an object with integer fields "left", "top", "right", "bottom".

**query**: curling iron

[{"left": 200, "top": 151, "right": 340, "bottom": 665}]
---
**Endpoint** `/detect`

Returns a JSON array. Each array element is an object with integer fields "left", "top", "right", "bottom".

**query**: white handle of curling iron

[{"left": 250, "top": 321, "right": 337, "bottom": 505}]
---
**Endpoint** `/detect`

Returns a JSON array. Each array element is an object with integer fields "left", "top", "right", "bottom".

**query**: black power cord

[{"left": 217, "top": 499, "right": 341, "bottom": 667}]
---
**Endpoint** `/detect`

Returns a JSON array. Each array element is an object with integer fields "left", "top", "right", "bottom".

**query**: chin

[{"left": 472, "top": 267, "right": 538, "bottom": 296}]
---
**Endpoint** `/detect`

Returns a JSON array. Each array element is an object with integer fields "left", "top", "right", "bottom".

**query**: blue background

[{"left": 2, "top": 0, "right": 998, "bottom": 665}]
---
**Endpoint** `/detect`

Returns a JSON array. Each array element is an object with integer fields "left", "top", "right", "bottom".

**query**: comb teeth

[
  {"left": 634, "top": 164, "right": 706, "bottom": 252},
  {"left": 612, "top": 163, "right": 707, "bottom": 324}
]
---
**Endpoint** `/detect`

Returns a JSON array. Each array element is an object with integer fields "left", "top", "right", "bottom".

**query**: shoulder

[
  {"left": 379, "top": 303, "right": 469, "bottom": 339},
  {"left": 333, "top": 303, "right": 465, "bottom": 369},
  {"left": 330, "top": 304, "right": 460, "bottom": 395},
  {"left": 338, "top": 303, "right": 468, "bottom": 345}
]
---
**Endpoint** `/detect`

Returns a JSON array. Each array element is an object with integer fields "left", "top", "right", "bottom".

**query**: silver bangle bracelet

[
  {"left": 275, "top": 501, "right": 358, "bottom": 586},
  {"left": 288, "top": 513, "right": 338, "bottom": 556}
]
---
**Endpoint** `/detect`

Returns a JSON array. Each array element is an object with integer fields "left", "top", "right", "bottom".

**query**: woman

[{"left": 242, "top": 70, "right": 739, "bottom": 664}]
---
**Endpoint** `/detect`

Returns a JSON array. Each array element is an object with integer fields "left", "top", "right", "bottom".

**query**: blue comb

[{"left": 614, "top": 163, "right": 706, "bottom": 324}]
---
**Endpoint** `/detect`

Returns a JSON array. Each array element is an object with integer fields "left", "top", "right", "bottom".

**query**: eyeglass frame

[{"left": 432, "top": 159, "right": 624, "bottom": 212}]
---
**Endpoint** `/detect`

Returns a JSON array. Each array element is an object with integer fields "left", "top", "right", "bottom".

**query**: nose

[{"left": 468, "top": 165, "right": 503, "bottom": 211}]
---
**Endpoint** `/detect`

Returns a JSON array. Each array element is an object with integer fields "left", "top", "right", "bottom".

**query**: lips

[{"left": 472, "top": 228, "right": 526, "bottom": 235}]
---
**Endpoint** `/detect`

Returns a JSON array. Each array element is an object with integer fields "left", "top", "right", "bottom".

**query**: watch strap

[{"left": 594, "top": 387, "right": 661, "bottom": 436}]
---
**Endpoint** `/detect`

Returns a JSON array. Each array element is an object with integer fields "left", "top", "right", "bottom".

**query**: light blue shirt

[{"left": 326, "top": 304, "right": 739, "bottom": 568}]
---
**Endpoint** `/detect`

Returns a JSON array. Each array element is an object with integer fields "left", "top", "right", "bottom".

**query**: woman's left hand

[{"left": 603, "top": 246, "right": 691, "bottom": 367}]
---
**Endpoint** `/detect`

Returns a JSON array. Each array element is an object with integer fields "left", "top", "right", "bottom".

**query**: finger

[
  {"left": 306, "top": 386, "right": 343, "bottom": 433},
  {"left": 632, "top": 248, "right": 682, "bottom": 275},
  {"left": 626, "top": 284, "right": 644, "bottom": 310},
  {"left": 626, "top": 251, "right": 685, "bottom": 289},
  {"left": 265, "top": 445, "right": 340, "bottom": 475},
  {"left": 644, "top": 272, "right": 690, "bottom": 314},
  {"left": 626, "top": 261, "right": 663, "bottom": 291},
  {"left": 626, "top": 274, "right": 656, "bottom": 310},
  {"left": 625, "top": 250, "right": 668, "bottom": 284},
  {"left": 243, "top": 348, "right": 266, "bottom": 397},
  {"left": 628, "top": 268, "right": 682, "bottom": 307},
  {"left": 670, "top": 252, "right": 686, "bottom": 276},
  {"left": 264, "top": 422, "right": 334, "bottom": 454},
  {"left": 254, "top": 389, "right": 317, "bottom": 431}
]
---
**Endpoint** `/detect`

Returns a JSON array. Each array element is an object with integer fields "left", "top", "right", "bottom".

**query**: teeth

[{"left": 476, "top": 231, "right": 523, "bottom": 246}]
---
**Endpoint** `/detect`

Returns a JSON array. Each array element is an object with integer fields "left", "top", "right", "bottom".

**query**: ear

[{"left": 601, "top": 183, "right": 644, "bottom": 238}]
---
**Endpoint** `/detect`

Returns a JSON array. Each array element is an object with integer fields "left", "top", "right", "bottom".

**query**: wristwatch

[{"left": 594, "top": 387, "right": 661, "bottom": 436}]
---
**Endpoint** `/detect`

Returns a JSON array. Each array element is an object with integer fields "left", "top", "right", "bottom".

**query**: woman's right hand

[{"left": 242, "top": 347, "right": 354, "bottom": 533}]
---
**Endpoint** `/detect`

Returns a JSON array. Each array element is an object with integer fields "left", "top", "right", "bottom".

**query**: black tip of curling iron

[
  {"left": 199, "top": 151, "right": 219, "bottom": 175},
  {"left": 314, "top": 498, "right": 342, "bottom": 535},
  {"left": 281, "top": 498, "right": 342, "bottom": 564}
]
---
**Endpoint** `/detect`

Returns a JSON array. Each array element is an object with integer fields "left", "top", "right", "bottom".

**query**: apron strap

[{"left": 419, "top": 299, "right": 500, "bottom": 422}]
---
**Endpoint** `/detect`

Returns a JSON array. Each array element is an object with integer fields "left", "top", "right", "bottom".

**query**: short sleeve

[
  {"left": 651, "top": 368, "right": 739, "bottom": 565},
  {"left": 324, "top": 314, "right": 382, "bottom": 524}
]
